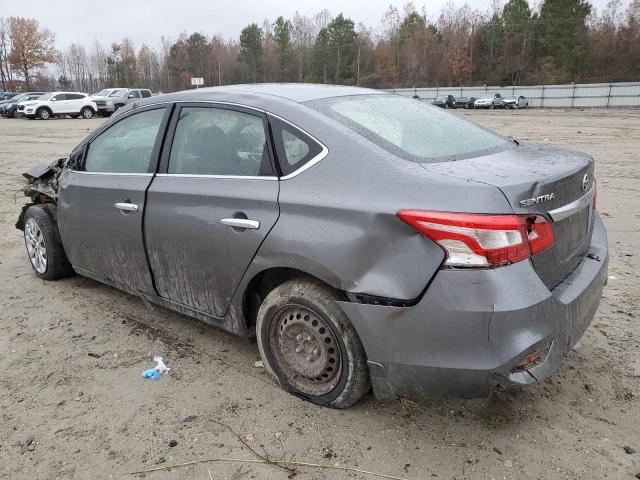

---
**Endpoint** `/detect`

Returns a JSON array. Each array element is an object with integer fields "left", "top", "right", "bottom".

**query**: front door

[
  {"left": 57, "top": 105, "right": 171, "bottom": 294},
  {"left": 144, "top": 103, "right": 280, "bottom": 317},
  {"left": 50, "top": 94, "right": 69, "bottom": 114}
]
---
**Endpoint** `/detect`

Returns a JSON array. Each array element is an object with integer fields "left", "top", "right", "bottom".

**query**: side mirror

[
  {"left": 128, "top": 94, "right": 135, "bottom": 99},
  {"left": 50, "top": 97, "right": 57, "bottom": 101}
]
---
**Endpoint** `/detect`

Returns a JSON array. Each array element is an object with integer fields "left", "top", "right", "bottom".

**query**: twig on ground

[
  {"left": 209, "top": 419, "right": 296, "bottom": 475},
  {"left": 129, "top": 456, "right": 407, "bottom": 479}
]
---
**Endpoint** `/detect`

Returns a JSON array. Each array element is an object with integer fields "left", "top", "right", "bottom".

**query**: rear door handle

[
  {"left": 114, "top": 202, "right": 139, "bottom": 212},
  {"left": 220, "top": 218, "right": 260, "bottom": 230}
]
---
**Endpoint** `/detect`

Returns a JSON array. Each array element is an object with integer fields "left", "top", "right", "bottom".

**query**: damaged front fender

[{"left": 15, "top": 157, "right": 68, "bottom": 231}]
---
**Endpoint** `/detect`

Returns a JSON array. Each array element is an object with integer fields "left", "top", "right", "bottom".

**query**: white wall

[{"left": 385, "top": 82, "right": 640, "bottom": 108}]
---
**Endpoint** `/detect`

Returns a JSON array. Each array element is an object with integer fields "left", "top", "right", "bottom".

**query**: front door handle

[
  {"left": 114, "top": 202, "right": 139, "bottom": 212},
  {"left": 221, "top": 218, "right": 260, "bottom": 230}
]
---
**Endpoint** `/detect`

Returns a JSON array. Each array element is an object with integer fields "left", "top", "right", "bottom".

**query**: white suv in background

[{"left": 22, "top": 92, "right": 97, "bottom": 120}]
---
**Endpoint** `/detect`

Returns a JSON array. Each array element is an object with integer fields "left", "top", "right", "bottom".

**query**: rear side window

[
  {"left": 84, "top": 108, "right": 165, "bottom": 173},
  {"left": 269, "top": 116, "right": 323, "bottom": 176},
  {"left": 309, "top": 95, "right": 509, "bottom": 162},
  {"left": 167, "top": 106, "right": 272, "bottom": 176},
  {"left": 141, "top": 90, "right": 152, "bottom": 98},
  {"left": 67, "top": 93, "right": 85, "bottom": 100}
]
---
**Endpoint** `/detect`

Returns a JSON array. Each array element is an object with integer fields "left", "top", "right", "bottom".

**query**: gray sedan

[{"left": 16, "top": 84, "right": 607, "bottom": 408}]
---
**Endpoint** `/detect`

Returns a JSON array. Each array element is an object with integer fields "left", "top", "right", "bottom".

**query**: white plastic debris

[
  {"left": 154, "top": 356, "right": 170, "bottom": 374},
  {"left": 254, "top": 360, "right": 264, "bottom": 368}
]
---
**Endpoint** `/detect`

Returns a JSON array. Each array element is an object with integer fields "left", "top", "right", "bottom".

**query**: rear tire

[
  {"left": 23, "top": 204, "right": 74, "bottom": 280},
  {"left": 81, "top": 107, "right": 94, "bottom": 119},
  {"left": 256, "top": 279, "right": 370, "bottom": 409}
]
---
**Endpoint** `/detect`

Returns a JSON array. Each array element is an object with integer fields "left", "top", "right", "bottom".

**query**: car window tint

[
  {"left": 84, "top": 108, "right": 165, "bottom": 173},
  {"left": 51, "top": 94, "right": 65, "bottom": 101},
  {"left": 129, "top": 90, "right": 141, "bottom": 98},
  {"left": 141, "top": 90, "right": 151, "bottom": 98},
  {"left": 270, "top": 117, "right": 323, "bottom": 176},
  {"left": 67, "top": 93, "right": 84, "bottom": 100},
  {"left": 168, "top": 107, "right": 271, "bottom": 176}
]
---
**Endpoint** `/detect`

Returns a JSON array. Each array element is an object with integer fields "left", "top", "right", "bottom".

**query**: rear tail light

[{"left": 396, "top": 210, "right": 554, "bottom": 267}]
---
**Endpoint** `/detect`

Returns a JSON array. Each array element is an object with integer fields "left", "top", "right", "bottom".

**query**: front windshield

[
  {"left": 94, "top": 89, "right": 111, "bottom": 96},
  {"left": 310, "top": 94, "right": 510, "bottom": 161},
  {"left": 109, "top": 89, "right": 127, "bottom": 97},
  {"left": 11, "top": 94, "right": 27, "bottom": 102}
]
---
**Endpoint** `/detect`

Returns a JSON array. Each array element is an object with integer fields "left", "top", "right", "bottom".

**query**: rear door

[
  {"left": 66, "top": 93, "right": 86, "bottom": 113},
  {"left": 57, "top": 104, "right": 171, "bottom": 294},
  {"left": 144, "top": 103, "right": 280, "bottom": 317}
]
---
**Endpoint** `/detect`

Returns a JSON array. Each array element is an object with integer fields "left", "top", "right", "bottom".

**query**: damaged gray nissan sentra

[{"left": 16, "top": 84, "right": 608, "bottom": 408}]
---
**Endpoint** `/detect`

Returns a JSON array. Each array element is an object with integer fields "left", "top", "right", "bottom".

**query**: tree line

[{"left": 1, "top": 0, "right": 639, "bottom": 94}]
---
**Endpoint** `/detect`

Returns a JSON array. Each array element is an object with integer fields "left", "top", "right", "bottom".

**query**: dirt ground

[{"left": 0, "top": 108, "right": 638, "bottom": 480}]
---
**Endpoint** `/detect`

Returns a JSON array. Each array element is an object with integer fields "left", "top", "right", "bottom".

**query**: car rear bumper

[{"left": 337, "top": 213, "right": 608, "bottom": 401}]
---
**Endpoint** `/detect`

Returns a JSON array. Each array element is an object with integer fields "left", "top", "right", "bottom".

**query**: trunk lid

[{"left": 422, "top": 144, "right": 595, "bottom": 289}]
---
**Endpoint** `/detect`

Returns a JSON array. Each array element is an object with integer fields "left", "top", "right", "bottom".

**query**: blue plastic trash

[{"left": 141, "top": 368, "right": 160, "bottom": 380}]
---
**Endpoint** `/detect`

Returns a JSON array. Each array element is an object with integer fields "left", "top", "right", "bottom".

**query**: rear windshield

[{"left": 309, "top": 94, "right": 510, "bottom": 162}]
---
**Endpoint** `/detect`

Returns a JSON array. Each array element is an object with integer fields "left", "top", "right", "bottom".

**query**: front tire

[
  {"left": 256, "top": 279, "right": 370, "bottom": 409},
  {"left": 37, "top": 108, "right": 51, "bottom": 120},
  {"left": 23, "top": 205, "right": 74, "bottom": 280}
]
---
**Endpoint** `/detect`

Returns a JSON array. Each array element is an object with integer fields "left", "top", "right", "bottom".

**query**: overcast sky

[{"left": 10, "top": 0, "right": 623, "bottom": 51}]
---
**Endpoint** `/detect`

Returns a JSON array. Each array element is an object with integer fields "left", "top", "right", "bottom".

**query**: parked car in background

[
  {"left": 502, "top": 95, "right": 529, "bottom": 109},
  {"left": 16, "top": 84, "right": 606, "bottom": 409},
  {"left": 20, "top": 92, "right": 97, "bottom": 120},
  {"left": 0, "top": 91, "right": 15, "bottom": 100},
  {"left": 474, "top": 93, "right": 504, "bottom": 109},
  {"left": 107, "top": 88, "right": 153, "bottom": 112},
  {"left": 454, "top": 96, "right": 476, "bottom": 109},
  {"left": 0, "top": 92, "right": 46, "bottom": 118},
  {"left": 432, "top": 94, "right": 455, "bottom": 108},
  {"left": 90, "top": 88, "right": 129, "bottom": 116}
]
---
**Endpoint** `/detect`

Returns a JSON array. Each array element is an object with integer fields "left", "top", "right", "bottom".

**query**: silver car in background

[
  {"left": 503, "top": 95, "right": 530, "bottom": 109},
  {"left": 16, "top": 84, "right": 607, "bottom": 408}
]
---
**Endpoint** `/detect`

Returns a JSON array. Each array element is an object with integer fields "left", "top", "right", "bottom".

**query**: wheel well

[
  {"left": 242, "top": 267, "right": 345, "bottom": 336},
  {"left": 36, "top": 106, "right": 52, "bottom": 114}
]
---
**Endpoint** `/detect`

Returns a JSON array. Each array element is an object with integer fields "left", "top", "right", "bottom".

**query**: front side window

[
  {"left": 129, "top": 90, "right": 141, "bottom": 99},
  {"left": 168, "top": 107, "right": 271, "bottom": 176},
  {"left": 84, "top": 108, "right": 165, "bottom": 173},
  {"left": 309, "top": 95, "right": 510, "bottom": 162}
]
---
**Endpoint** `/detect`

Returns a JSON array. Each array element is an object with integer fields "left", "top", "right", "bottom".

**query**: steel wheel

[
  {"left": 268, "top": 304, "right": 342, "bottom": 396},
  {"left": 24, "top": 218, "right": 47, "bottom": 274}
]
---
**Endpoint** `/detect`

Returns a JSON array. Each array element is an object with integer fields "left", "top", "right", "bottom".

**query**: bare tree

[{"left": 0, "top": 17, "right": 13, "bottom": 90}]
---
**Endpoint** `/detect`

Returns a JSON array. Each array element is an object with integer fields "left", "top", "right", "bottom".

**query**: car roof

[{"left": 143, "top": 83, "right": 385, "bottom": 105}]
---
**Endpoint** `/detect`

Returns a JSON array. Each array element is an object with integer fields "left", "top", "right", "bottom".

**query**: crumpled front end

[{"left": 15, "top": 157, "right": 67, "bottom": 231}]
